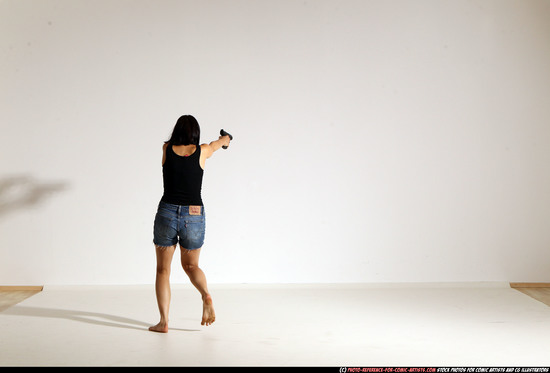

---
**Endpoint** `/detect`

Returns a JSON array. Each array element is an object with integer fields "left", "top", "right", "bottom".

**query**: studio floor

[{"left": 1, "top": 283, "right": 550, "bottom": 367}]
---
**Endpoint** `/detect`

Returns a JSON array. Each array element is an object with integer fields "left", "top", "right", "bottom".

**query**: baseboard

[
  {"left": 41, "top": 282, "right": 511, "bottom": 291},
  {"left": 6, "top": 284, "right": 545, "bottom": 291},
  {"left": 510, "top": 283, "right": 550, "bottom": 288},
  {"left": 0, "top": 286, "right": 44, "bottom": 291}
]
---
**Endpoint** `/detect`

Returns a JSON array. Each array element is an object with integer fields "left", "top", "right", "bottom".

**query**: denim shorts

[{"left": 153, "top": 201, "right": 206, "bottom": 250}]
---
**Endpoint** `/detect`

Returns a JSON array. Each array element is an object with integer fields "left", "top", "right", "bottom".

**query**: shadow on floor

[
  {"left": 2, "top": 305, "right": 200, "bottom": 332},
  {"left": 0, "top": 290, "right": 42, "bottom": 312}
]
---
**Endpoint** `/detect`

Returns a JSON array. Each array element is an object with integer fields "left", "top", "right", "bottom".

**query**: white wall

[{"left": 1, "top": 0, "right": 549, "bottom": 285}]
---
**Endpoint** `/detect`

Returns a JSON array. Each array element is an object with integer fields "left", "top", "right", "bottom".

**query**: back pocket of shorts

[{"left": 154, "top": 215, "right": 177, "bottom": 242}]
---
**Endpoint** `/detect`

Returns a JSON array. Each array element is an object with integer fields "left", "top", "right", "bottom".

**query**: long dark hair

[{"left": 165, "top": 115, "right": 200, "bottom": 145}]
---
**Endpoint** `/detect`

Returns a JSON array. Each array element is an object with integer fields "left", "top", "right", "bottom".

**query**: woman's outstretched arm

[{"left": 201, "top": 135, "right": 231, "bottom": 159}]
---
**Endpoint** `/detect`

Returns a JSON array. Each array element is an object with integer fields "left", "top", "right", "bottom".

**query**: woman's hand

[{"left": 219, "top": 135, "right": 231, "bottom": 148}]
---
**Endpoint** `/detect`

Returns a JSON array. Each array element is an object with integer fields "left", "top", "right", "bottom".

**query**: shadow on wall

[{"left": 0, "top": 175, "right": 69, "bottom": 219}]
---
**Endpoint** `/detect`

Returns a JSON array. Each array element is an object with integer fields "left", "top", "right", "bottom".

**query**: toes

[{"left": 201, "top": 317, "right": 214, "bottom": 326}]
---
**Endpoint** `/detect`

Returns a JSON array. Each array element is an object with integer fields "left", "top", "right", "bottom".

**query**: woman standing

[{"left": 149, "top": 115, "right": 231, "bottom": 333}]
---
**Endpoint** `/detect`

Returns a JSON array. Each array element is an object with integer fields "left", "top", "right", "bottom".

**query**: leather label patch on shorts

[{"left": 189, "top": 206, "right": 202, "bottom": 215}]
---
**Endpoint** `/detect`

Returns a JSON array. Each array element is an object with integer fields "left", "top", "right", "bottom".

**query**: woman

[{"left": 149, "top": 115, "right": 231, "bottom": 333}]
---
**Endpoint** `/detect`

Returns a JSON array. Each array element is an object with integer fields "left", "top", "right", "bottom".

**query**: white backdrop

[{"left": 1, "top": 0, "right": 549, "bottom": 285}]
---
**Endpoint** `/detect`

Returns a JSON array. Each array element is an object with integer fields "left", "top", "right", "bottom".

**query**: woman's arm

[
  {"left": 199, "top": 135, "right": 231, "bottom": 169},
  {"left": 162, "top": 142, "right": 168, "bottom": 165},
  {"left": 201, "top": 135, "right": 231, "bottom": 159}
]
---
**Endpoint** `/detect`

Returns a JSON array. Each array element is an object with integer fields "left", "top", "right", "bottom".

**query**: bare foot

[
  {"left": 149, "top": 321, "right": 169, "bottom": 333},
  {"left": 201, "top": 295, "right": 216, "bottom": 326}
]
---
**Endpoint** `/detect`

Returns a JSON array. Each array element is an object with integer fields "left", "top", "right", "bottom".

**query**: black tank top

[{"left": 161, "top": 144, "right": 204, "bottom": 206}]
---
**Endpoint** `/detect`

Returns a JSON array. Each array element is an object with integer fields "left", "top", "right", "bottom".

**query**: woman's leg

[
  {"left": 181, "top": 248, "right": 216, "bottom": 326},
  {"left": 149, "top": 245, "right": 177, "bottom": 333}
]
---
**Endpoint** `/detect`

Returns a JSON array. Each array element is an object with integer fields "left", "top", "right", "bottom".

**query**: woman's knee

[
  {"left": 182, "top": 263, "right": 198, "bottom": 274},
  {"left": 156, "top": 265, "right": 171, "bottom": 276},
  {"left": 154, "top": 244, "right": 176, "bottom": 275},
  {"left": 181, "top": 247, "right": 201, "bottom": 273}
]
